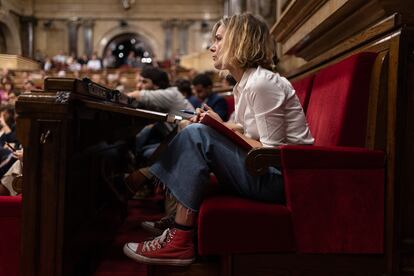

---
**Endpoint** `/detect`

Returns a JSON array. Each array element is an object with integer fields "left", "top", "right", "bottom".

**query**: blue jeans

[{"left": 150, "top": 123, "right": 284, "bottom": 212}]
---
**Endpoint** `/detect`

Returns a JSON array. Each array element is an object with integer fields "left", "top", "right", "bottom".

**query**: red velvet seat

[
  {"left": 197, "top": 52, "right": 384, "bottom": 256},
  {"left": 198, "top": 196, "right": 294, "bottom": 255},
  {"left": 222, "top": 93, "right": 235, "bottom": 121},
  {"left": 0, "top": 196, "right": 21, "bottom": 276},
  {"left": 291, "top": 74, "right": 314, "bottom": 113}
]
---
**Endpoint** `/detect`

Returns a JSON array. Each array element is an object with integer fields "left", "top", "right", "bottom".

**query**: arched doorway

[
  {"left": 0, "top": 24, "right": 6, "bottom": 53},
  {"left": 0, "top": 12, "right": 22, "bottom": 55},
  {"left": 103, "top": 32, "right": 154, "bottom": 68}
]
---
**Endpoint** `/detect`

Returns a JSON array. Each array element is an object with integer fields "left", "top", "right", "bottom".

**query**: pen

[
  {"left": 179, "top": 110, "right": 197, "bottom": 115},
  {"left": 5, "top": 142, "right": 16, "bottom": 152}
]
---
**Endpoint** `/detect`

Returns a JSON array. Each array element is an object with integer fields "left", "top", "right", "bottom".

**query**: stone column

[
  {"left": 20, "top": 16, "right": 37, "bottom": 58},
  {"left": 0, "top": 29, "right": 6, "bottom": 53},
  {"left": 229, "top": 0, "right": 246, "bottom": 15},
  {"left": 224, "top": 0, "right": 230, "bottom": 16},
  {"left": 162, "top": 20, "right": 176, "bottom": 60},
  {"left": 177, "top": 20, "right": 192, "bottom": 55},
  {"left": 82, "top": 19, "right": 94, "bottom": 57},
  {"left": 67, "top": 19, "right": 80, "bottom": 57},
  {"left": 246, "top": 0, "right": 260, "bottom": 14}
]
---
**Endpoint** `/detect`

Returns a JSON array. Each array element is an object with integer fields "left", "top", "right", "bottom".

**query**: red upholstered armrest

[
  {"left": 0, "top": 195, "right": 22, "bottom": 218},
  {"left": 245, "top": 145, "right": 384, "bottom": 175},
  {"left": 246, "top": 146, "right": 385, "bottom": 254},
  {"left": 0, "top": 196, "right": 21, "bottom": 276}
]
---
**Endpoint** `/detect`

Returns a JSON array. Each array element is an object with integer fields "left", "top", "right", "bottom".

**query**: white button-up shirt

[{"left": 233, "top": 66, "right": 314, "bottom": 147}]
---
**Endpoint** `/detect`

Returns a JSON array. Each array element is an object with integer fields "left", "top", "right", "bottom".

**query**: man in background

[{"left": 191, "top": 73, "right": 228, "bottom": 121}]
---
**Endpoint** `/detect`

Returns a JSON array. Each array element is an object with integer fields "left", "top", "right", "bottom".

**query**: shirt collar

[{"left": 233, "top": 67, "right": 256, "bottom": 95}]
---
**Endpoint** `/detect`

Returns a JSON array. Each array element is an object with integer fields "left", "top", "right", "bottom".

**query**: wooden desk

[{"left": 15, "top": 78, "right": 171, "bottom": 276}]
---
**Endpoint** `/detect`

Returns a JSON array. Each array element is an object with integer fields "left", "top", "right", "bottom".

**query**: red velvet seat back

[
  {"left": 223, "top": 94, "right": 235, "bottom": 121},
  {"left": 291, "top": 74, "right": 314, "bottom": 113},
  {"left": 0, "top": 196, "right": 21, "bottom": 276},
  {"left": 306, "top": 53, "right": 377, "bottom": 147}
]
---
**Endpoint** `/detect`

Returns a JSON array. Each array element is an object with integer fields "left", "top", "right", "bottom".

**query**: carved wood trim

[
  {"left": 271, "top": 0, "right": 328, "bottom": 42},
  {"left": 294, "top": 0, "right": 387, "bottom": 59},
  {"left": 287, "top": 15, "right": 401, "bottom": 79},
  {"left": 273, "top": 0, "right": 414, "bottom": 67},
  {"left": 366, "top": 51, "right": 389, "bottom": 150},
  {"left": 245, "top": 147, "right": 281, "bottom": 176}
]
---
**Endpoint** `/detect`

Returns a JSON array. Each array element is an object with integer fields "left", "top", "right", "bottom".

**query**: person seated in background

[
  {"left": 103, "top": 49, "right": 116, "bottom": 69},
  {"left": 191, "top": 73, "right": 228, "bottom": 121},
  {"left": 22, "top": 80, "right": 36, "bottom": 93},
  {"left": 127, "top": 67, "right": 194, "bottom": 168},
  {"left": 52, "top": 50, "right": 67, "bottom": 67},
  {"left": 174, "top": 79, "right": 191, "bottom": 98},
  {"left": 0, "top": 104, "right": 20, "bottom": 178},
  {"left": 126, "top": 51, "right": 140, "bottom": 68},
  {"left": 77, "top": 53, "right": 89, "bottom": 69},
  {"left": 66, "top": 56, "right": 82, "bottom": 72},
  {"left": 0, "top": 81, "right": 14, "bottom": 104},
  {"left": 86, "top": 53, "right": 103, "bottom": 71},
  {"left": 6, "top": 92, "right": 19, "bottom": 106},
  {"left": 0, "top": 148, "right": 23, "bottom": 196},
  {"left": 129, "top": 66, "right": 194, "bottom": 115}
]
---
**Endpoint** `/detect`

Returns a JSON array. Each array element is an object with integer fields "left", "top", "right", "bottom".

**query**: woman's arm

[
  {"left": 196, "top": 106, "right": 264, "bottom": 148},
  {"left": 127, "top": 90, "right": 141, "bottom": 100}
]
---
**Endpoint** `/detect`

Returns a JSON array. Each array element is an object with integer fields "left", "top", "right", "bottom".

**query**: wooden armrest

[{"left": 245, "top": 147, "right": 281, "bottom": 176}]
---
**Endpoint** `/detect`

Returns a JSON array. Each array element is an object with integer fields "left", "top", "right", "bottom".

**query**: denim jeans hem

[{"left": 149, "top": 165, "right": 199, "bottom": 212}]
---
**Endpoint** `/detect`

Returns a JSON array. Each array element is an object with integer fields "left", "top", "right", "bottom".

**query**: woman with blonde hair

[{"left": 123, "top": 13, "right": 314, "bottom": 266}]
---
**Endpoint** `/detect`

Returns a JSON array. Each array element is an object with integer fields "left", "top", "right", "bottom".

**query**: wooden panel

[
  {"left": 282, "top": 0, "right": 353, "bottom": 55},
  {"left": 366, "top": 51, "right": 388, "bottom": 150},
  {"left": 296, "top": 1, "right": 386, "bottom": 59},
  {"left": 287, "top": 14, "right": 401, "bottom": 79},
  {"left": 271, "top": 0, "right": 328, "bottom": 42}
]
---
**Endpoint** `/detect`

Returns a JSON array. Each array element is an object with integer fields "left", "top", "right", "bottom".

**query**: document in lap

[{"left": 199, "top": 113, "right": 254, "bottom": 150}]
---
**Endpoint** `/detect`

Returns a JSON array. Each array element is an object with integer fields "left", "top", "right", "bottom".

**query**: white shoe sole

[{"left": 123, "top": 244, "right": 195, "bottom": 266}]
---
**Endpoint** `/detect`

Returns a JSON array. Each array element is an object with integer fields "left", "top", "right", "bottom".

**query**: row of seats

[{"left": 0, "top": 52, "right": 385, "bottom": 275}]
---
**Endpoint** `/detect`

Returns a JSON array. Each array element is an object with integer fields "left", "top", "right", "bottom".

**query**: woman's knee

[
  {"left": 179, "top": 123, "right": 211, "bottom": 138},
  {"left": 184, "top": 123, "right": 209, "bottom": 132}
]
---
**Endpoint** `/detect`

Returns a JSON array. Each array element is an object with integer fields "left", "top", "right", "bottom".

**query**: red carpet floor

[{"left": 93, "top": 198, "right": 165, "bottom": 276}]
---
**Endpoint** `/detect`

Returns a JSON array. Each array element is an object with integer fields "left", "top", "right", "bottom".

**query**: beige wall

[
  {"left": 30, "top": 0, "right": 223, "bottom": 59},
  {"left": 0, "top": 0, "right": 24, "bottom": 54}
]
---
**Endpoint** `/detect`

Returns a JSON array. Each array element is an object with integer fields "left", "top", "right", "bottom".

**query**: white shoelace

[{"left": 142, "top": 228, "right": 175, "bottom": 252}]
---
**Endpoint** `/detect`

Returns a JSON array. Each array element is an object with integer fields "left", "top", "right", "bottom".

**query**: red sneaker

[{"left": 123, "top": 228, "right": 195, "bottom": 266}]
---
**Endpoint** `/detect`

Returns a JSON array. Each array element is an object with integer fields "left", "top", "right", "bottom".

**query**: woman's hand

[
  {"left": 190, "top": 104, "right": 223, "bottom": 123},
  {"left": 12, "top": 149, "right": 23, "bottom": 161}
]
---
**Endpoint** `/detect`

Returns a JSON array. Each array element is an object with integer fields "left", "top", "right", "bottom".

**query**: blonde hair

[{"left": 212, "top": 13, "right": 275, "bottom": 71}]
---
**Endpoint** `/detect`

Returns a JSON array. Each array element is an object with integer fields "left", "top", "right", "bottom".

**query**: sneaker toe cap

[{"left": 125, "top": 242, "right": 138, "bottom": 252}]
